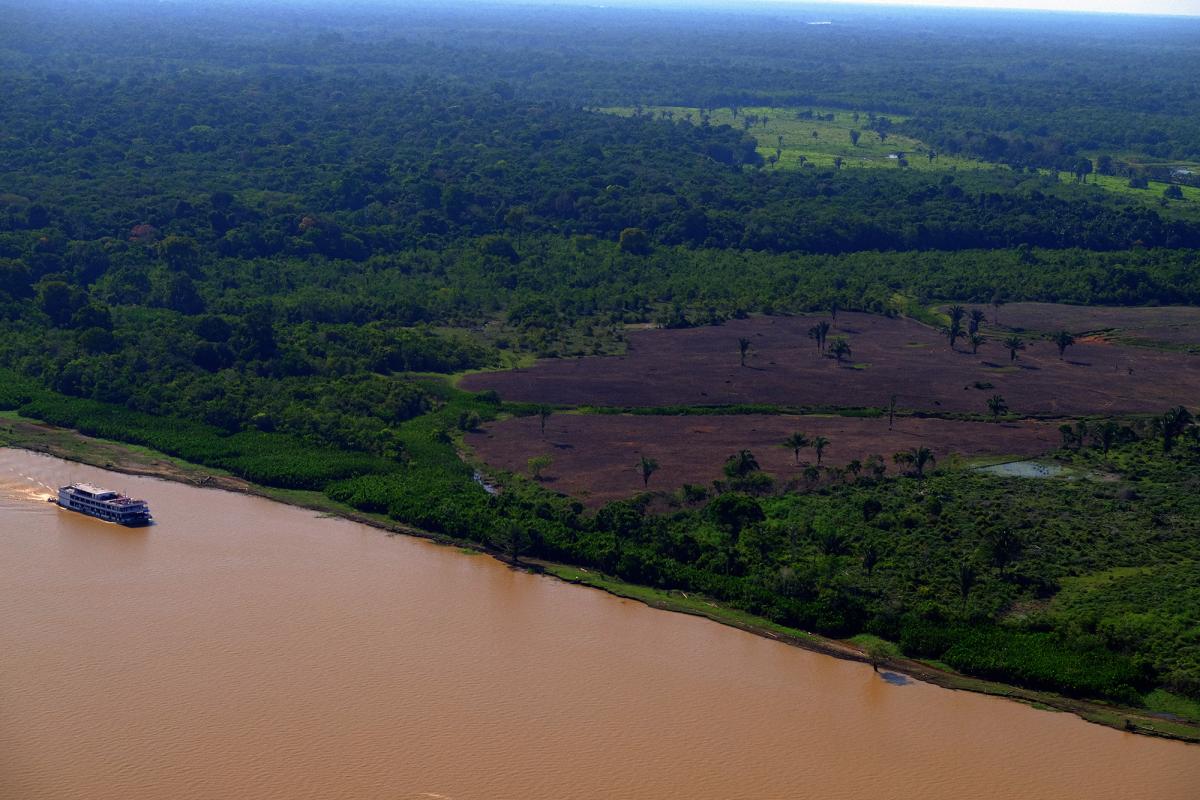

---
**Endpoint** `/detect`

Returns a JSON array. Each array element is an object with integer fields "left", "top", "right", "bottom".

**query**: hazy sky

[
  {"left": 599, "top": 0, "right": 1200, "bottom": 16},
  {"left": 812, "top": 0, "right": 1200, "bottom": 15}
]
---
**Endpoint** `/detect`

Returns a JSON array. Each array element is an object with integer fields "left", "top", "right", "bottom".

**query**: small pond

[{"left": 974, "top": 460, "right": 1063, "bottom": 478}]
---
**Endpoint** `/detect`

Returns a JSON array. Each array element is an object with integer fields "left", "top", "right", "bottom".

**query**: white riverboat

[{"left": 55, "top": 483, "right": 152, "bottom": 526}]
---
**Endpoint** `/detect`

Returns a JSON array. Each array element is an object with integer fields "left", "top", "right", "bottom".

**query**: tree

[
  {"left": 968, "top": 308, "right": 986, "bottom": 335},
  {"left": 991, "top": 291, "right": 1005, "bottom": 325},
  {"left": 865, "top": 454, "right": 887, "bottom": 479},
  {"left": 957, "top": 561, "right": 977, "bottom": 615},
  {"left": 504, "top": 205, "right": 528, "bottom": 249},
  {"left": 947, "top": 305, "right": 966, "bottom": 327},
  {"left": 1154, "top": 406, "right": 1194, "bottom": 453},
  {"left": 638, "top": 455, "right": 660, "bottom": 488},
  {"left": 708, "top": 493, "right": 764, "bottom": 542},
  {"left": 828, "top": 336, "right": 852, "bottom": 364},
  {"left": 36, "top": 280, "right": 81, "bottom": 326},
  {"left": 1164, "top": 184, "right": 1184, "bottom": 200},
  {"left": 887, "top": 393, "right": 898, "bottom": 430},
  {"left": 808, "top": 320, "right": 831, "bottom": 354},
  {"left": 849, "top": 129, "right": 861, "bottom": 147},
  {"left": 864, "top": 638, "right": 900, "bottom": 673},
  {"left": 158, "top": 234, "right": 200, "bottom": 272},
  {"left": 537, "top": 404, "right": 552, "bottom": 436},
  {"left": 946, "top": 319, "right": 964, "bottom": 351},
  {"left": 968, "top": 333, "right": 984, "bottom": 355},
  {"left": 986, "top": 529, "right": 1023, "bottom": 569},
  {"left": 987, "top": 393, "right": 1008, "bottom": 419},
  {"left": 894, "top": 446, "right": 935, "bottom": 477},
  {"left": 811, "top": 436, "right": 830, "bottom": 465},
  {"left": 1095, "top": 420, "right": 1120, "bottom": 456},
  {"left": 1072, "top": 157, "right": 1093, "bottom": 184},
  {"left": 832, "top": 156, "right": 843, "bottom": 170},
  {"left": 861, "top": 543, "right": 879, "bottom": 577},
  {"left": 527, "top": 454, "right": 553, "bottom": 480},
  {"left": 1053, "top": 330, "right": 1075, "bottom": 360},
  {"left": 782, "top": 432, "right": 810, "bottom": 465},
  {"left": 499, "top": 521, "right": 532, "bottom": 564},
  {"left": 1059, "top": 423, "right": 1077, "bottom": 450},
  {"left": 618, "top": 227, "right": 651, "bottom": 255},
  {"left": 738, "top": 336, "right": 751, "bottom": 367},
  {"left": 1003, "top": 335, "right": 1025, "bottom": 362},
  {"left": 724, "top": 449, "right": 760, "bottom": 478}
]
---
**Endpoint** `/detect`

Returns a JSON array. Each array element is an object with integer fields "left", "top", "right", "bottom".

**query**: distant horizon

[{"left": 507, "top": 0, "right": 1200, "bottom": 18}]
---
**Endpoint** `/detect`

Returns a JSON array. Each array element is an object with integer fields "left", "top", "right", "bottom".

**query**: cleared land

[
  {"left": 600, "top": 105, "right": 977, "bottom": 173},
  {"left": 989, "top": 303, "right": 1200, "bottom": 351},
  {"left": 462, "top": 312, "right": 1200, "bottom": 415},
  {"left": 599, "top": 106, "right": 1200, "bottom": 212},
  {"left": 467, "top": 413, "right": 1061, "bottom": 506}
]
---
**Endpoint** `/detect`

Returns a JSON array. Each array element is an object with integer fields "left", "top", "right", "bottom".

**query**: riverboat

[{"left": 55, "top": 483, "right": 152, "bottom": 526}]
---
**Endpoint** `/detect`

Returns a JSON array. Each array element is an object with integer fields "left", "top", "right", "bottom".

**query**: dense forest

[{"left": 2, "top": 1, "right": 1200, "bottom": 720}]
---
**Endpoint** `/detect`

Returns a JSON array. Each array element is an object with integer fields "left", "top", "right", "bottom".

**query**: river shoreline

[{"left": 2, "top": 411, "right": 1197, "bottom": 745}]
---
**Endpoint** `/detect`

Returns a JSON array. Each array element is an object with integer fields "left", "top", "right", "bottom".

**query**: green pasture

[
  {"left": 601, "top": 104, "right": 988, "bottom": 172},
  {"left": 602, "top": 105, "right": 1200, "bottom": 217}
]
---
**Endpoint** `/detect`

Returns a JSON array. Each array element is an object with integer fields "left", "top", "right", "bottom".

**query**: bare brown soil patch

[
  {"left": 989, "top": 303, "right": 1200, "bottom": 349},
  {"left": 461, "top": 312, "right": 1200, "bottom": 415},
  {"left": 467, "top": 413, "right": 1061, "bottom": 506}
]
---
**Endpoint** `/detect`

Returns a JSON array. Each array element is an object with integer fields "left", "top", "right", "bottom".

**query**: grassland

[
  {"left": 599, "top": 104, "right": 1200, "bottom": 214},
  {"left": 600, "top": 104, "right": 980, "bottom": 172}
]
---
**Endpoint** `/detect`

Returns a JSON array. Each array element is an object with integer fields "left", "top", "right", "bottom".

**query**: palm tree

[
  {"left": 812, "top": 436, "right": 830, "bottom": 465},
  {"left": 866, "top": 454, "right": 887, "bottom": 479},
  {"left": 638, "top": 456, "right": 659, "bottom": 488},
  {"left": 1058, "top": 423, "right": 1077, "bottom": 450},
  {"left": 887, "top": 394, "right": 898, "bottom": 430},
  {"left": 912, "top": 446, "right": 936, "bottom": 477},
  {"left": 738, "top": 337, "right": 751, "bottom": 367},
  {"left": 1003, "top": 335, "right": 1025, "bottom": 362},
  {"left": 782, "top": 432, "right": 810, "bottom": 465},
  {"left": 987, "top": 393, "right": 1008, "bottom": 419},
  {"left": 1053, "top": 330, "right": 1076, "bottom": 360},
  {"left": 957, "top": 561, "right": 977, "bottom": 615},
  {"left": 847, "top": 458, "right": 863, "bottom": 478},
  {"left": 897, "top": 448, "right": 931, "bottom": 479},
  {"left": 724, "top": 449, "right": 760, "bottom": 478},
  {"left": 538, "top": 404, "right": 553, "bottom": 435},
  {"left": 894, "top": 446, "right": 935, "bottom": 477},
  {"left": 946, "top": 319, "right": 964, "bottom": 350},
  {"left": 1155, "top": 405, "right": 1194, "bottom": 453},
  {"left": 968, "top": 333, "right": 984, "bottom": 355},
  {"left": 1095, "top": 420, "right": 1120, "bottom": 456},
  {"left": 861, "top": 544, "right": 879, "bottom": 577},
  {"left": 829, "top": 337, "right": 852, "bottom": 364},
  {"left": 991, "top": 290, "right": 1005, "bottom": 325},
  {"left": 807, "top": 324, "right": 824, "bottom": 354},
  {"left": 968, "top": 308, "right": 986, "bottom": 335},
  {"left": 948, "top": 305, "right": 966, "bottom": 327},
  {"left": 817, "top": 320, "right": 831, "bottom": 351}
]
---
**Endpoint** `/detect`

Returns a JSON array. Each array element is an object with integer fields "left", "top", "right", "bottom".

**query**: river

[{"left": 1, "top": 447, "right": 1196, "bottom": 799}]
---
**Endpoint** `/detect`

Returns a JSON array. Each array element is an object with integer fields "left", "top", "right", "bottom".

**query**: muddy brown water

[{"left": 1, "top": 448, "right": 1197, "bottom": 799}]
